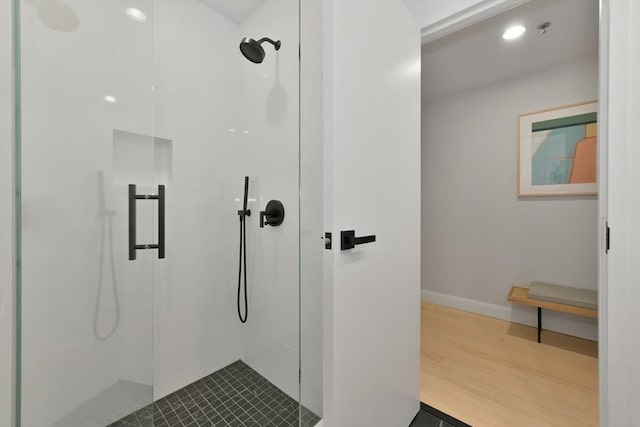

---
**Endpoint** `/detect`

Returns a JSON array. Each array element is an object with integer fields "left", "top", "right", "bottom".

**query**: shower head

[{"left": 239, "top": 37, "right": 281, "bottom": 64}]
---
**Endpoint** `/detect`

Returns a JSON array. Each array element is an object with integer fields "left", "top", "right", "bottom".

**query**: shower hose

[{"left": 237, "top": 176, "right": 250, "bottom": 323}]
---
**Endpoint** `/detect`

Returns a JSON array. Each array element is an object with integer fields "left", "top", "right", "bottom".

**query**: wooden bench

[{"left": 508, "top": 285, "right": 598, "bottom": 343}]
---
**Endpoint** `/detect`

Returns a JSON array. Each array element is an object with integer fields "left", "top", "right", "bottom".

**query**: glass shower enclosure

[{"left": 8, "top": 0, "right": 319, "bottom": 425}]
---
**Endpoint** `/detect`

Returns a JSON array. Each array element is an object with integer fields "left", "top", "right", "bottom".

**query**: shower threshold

[{"left": 109, "top": 360, "right": 320, "bottom": 427}]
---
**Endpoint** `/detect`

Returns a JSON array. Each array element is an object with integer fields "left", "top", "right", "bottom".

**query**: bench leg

[{"left": 537, "top": 307, "right": 541, "bottom": 343}]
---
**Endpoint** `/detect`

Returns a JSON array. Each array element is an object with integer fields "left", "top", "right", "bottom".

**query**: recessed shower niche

[{"left": 113, "top": 129, "right": 173, "bottom": 187}]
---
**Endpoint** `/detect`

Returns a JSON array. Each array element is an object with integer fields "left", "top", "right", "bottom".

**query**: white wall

[
  {"left": 605, "top": 1, "right": 640, "bottom": 424},
  {"left": 422, "top": 54, "right": 599, "bottom": 340},
  {"left": 1, "top": 1, "right": 13, "bottom": 426}
]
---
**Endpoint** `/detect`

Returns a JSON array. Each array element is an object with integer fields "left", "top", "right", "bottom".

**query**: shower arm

[{"left": 257, "top": 37, "right": 281, "bottom": 51}]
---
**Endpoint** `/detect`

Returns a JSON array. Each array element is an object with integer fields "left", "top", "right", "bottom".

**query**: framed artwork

[{"left": 518, "top": 101, "right": 598, "bottom": 197}]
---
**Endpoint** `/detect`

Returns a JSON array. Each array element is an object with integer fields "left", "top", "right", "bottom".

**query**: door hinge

[{"left": 606, "top": 222, "right": 610, "bottom": 254}]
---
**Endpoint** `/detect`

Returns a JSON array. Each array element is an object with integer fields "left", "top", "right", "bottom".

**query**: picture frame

[{"left": 518, "top": 100, "right": 598, "bottom": 197}]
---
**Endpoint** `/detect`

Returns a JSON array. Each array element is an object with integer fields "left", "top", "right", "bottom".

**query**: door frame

[
  {"left": 420, "top": 1, "right": 610, "bottom": 425},
  {"left": 11, "top": 0, "right": 22, "bottom": 426}
]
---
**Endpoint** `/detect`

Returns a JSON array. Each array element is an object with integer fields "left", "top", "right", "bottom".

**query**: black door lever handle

[{"left": 340, "top": 230, "right": 376, "bottom": 250}]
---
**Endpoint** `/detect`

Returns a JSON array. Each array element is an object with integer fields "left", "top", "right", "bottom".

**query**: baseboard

[{"left": 421, "top": 289, "right": 598, "bottom": 342}]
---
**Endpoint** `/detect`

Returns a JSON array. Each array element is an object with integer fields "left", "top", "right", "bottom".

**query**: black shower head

[{"left": 239, "top": 37, "right": 281, "bottom": 64}]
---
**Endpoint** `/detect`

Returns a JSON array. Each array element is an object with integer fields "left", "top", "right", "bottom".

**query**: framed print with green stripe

[{"left": 518, "top": 101, "right": 598, "bottom": 196}]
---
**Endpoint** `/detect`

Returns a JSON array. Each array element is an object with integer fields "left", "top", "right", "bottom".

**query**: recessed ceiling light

[
  {"left": 126, "top": 7, "right": 147, "bottom": 23},
  {"left": 503, "top": 25, "right": 526, "bottom": 40},
  {"left": 104, "top": 95, "right": 117, "bottom": 103}
]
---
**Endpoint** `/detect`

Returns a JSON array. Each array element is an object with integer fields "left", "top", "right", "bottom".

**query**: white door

[
  {"left": 323, "top": 1, "right": 421, "bottom": 426},
  {"left": 603, "top": 1, "right": 640, "bottom": 425}
]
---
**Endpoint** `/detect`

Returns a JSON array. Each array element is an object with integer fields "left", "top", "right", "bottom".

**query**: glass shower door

[
  {"left": 1, "top": 2, "right": 14, "bottom": 426},
  {"left": 15, "top": 0, "right": 320, "bottom": 425},
  {"left": 17, "top": 0, "right": 156, "bottom": 425}
]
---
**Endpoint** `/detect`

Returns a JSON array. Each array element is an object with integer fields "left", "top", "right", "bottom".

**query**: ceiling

[
  {"left": 422, "top": 0, "right": 599, "bottom": 100},
  {"left": 198, "top": 0, "right": 266, "bottom": 25}
]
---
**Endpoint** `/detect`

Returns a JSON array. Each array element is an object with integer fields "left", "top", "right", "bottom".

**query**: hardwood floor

[{"left": 420, "top": 302, "right": 598, "bottom": 427}]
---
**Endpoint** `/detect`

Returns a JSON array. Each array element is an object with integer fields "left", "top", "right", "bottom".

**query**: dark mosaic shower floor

[{"left": 109, "top": 360, "right": 320, "bottom": 427}]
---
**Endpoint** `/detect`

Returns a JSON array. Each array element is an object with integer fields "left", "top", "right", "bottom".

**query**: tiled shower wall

[
  {"left": 152, "top": 0, "right": 307, "bottom": 409},
  {"left": 154, "top": 0, "right": 324, "bottom": 414},
  {"left": 151, "top": 0, "right": 245, "bottom": 398},
  {"left": 236, "top": 0, "right": 303, "bottom": 408},
  {"left": 1, "top": 1, "right": 13, "bottom": 425}
]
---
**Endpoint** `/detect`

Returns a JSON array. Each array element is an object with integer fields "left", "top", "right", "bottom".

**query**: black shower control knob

[{"left": 259, "top": 200, "right": 285, "bottom": 228}]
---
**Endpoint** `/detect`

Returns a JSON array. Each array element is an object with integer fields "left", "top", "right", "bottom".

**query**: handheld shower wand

[{"left": 237, "top": 177, "right": 251, "bottom": 323}]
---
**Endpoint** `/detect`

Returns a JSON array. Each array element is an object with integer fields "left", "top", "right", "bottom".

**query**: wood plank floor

[{"left": 420, "top": 302, "right": 598, "bottom": 427}]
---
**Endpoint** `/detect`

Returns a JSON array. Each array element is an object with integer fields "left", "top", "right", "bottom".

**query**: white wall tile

[
  {"left": 153, "top": 0, "right": 309, "bottom": 409},
  {"left": 238, "top": 0, "right": 302, "bottom": 404},
  {"left": 150, "top": 0, "right": 245, "bottom": 400}
]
